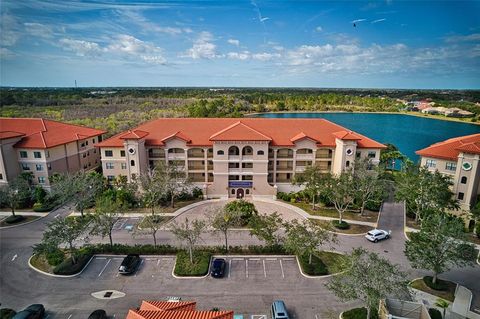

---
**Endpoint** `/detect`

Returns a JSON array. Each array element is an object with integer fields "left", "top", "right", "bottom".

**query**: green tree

[
  {"left": 320, "top": 171, "right": 355, "bottom": 223},
  {"left": 284, "top": 219, "right": 337, "bottom": 264},
  {"left": 395, "top": 165, "right": 458, "bottom": 223},
  {"left": 326, "top": 248, "right": 409, "bottom": 319},
  {"left": 434, "top": 298, "right": 449, "bottom": 319},
  {"left": 90, "top": 196, "right": 121, "bottom": 247},
  {"left": 293, "top": 165, "right": 323, "bottom": 210},
  {"left": 49, "top": 171, "right": 105, "bottom": 217},
  {"left": 224, "top": 199, "right": 258, "bottom": 225},
  {"left": 380, "top": 143, "right": 409, "bottom": 170},
  {"left": 156, "top": 161, "right": 191, "bottom": 208},
  {"left": 41, "top": 217, "right": 89, "bottom": 264},
  {"left": 170, "top": 218, "right": 206, "bottom": 264},
  {"left": 210, "top": 207, "right": 242, "bottom": 253},
  {"left": 249, "top": 212, "right": 284, "bottom": 247},
  {"left": 0, "top": 177, "right": 31, "bottom": 216},
  {"left": 405, "top": 213, "right": 476, "bottom": 285},
  {"left": 137, "top": 209, "right": 166, "bottom": 247},
  {"left": 139, "top": 167, "right": 165, "bottom": 215},
  {"left": 353, "top": 159, "right": 386, "bottom": 216}
]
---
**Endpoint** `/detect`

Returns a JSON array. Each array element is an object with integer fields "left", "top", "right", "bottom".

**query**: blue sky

[{"left": 1, "top": 0, "right": 479, "bottom": 88}]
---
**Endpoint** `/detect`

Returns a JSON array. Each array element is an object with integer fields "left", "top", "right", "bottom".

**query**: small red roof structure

[
  {"left": 209, "top": 121, "right": 272, "bottom": 142},
  {"left": 161, "top": 131, "right": 192, "bottom": 143},
  {"left": 0, "top": 118, "right": 106, "bottom": 149},
  {"left": 416, "top": 133, "right": 480, "bottom": 161},
  {"left": 119, "top": 130, "right": 150, "bottom": 140},
  {"left": 125, "top": 300, "right": 233, "bottom": 319},
  {"left": 290, "top": 132, "right": 317, "bottom": 143},
  {"left": 333, "top": 130, "right": 362, "bottom": 141}
]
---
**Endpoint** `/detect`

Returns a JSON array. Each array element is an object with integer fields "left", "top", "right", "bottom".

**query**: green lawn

[
  {"left": 410, "top": 277, "right": 456, "bottom": 302},
  {"left": 30, "top": 254, "right": 54, "bottom": 273},
  {"left": 298, "top": 251, "right": 350, "bottom": 276},
  {"left": 285, "top": 201, "right": 378, "bottom": 223},
  {"left": 310, "top": 219, "right": 373, "bottom": 234},
  {"left": 173, "top": 250, "right": 211, "bottom": 277}
]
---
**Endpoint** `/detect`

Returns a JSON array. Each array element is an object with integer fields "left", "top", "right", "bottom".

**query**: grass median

[
  {"left": 410, "top": 276, "right": 456, "bottom": 302},
  {"left": 173, "top": 250, "right": 212, "bottom": 277},
  {"left": 298, "top": 251, "right": 350, "bottom": 276}
]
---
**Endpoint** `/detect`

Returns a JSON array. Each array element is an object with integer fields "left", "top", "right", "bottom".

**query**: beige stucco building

[
  {"left": 416, "top": 133, "right": 480, "bottom": 219},
  {"left": 96, "top": 118, "right": 385, "bottom": 199},
  {"left": 0, "top": 118, "right": 105, "bottom": 190}
]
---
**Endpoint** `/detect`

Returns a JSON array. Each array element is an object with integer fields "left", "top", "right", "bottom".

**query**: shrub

[
  {"left": 4, "top": 215, "right": 25, "bottom": 224},
  {"left": 332, "top": 220, "right": 350, "bottom": 230},
  {"left": 192, "top": 187, "right": 204, "bottom": 199},
  {"left": 173, "top": 250, "right": 211, "bottom": 276},
  {"left": 46, "top": 249, "right": 65, "bottom": 266},
  {"left": 476, "top": 223, "right": 480, "bottom": 238},
  {"left": 53, "top": 253, "right": 93, "bottom": 275},
  {"left": 298, "top": 253, "right": 328, "bottom": 276},
  {"left": 225, "top": 200, "right": 258, "bottom": 225},
  {"left": 365, "top": 200, "right": 381, "bottom": 212},
  {"left": 423, "top": 276, "right": 449, "bottom": 291},
  {"left": 0, "top": 308, "right": 16, "bottom": 319},
  {"left": 428, "top": 308, "right": 442, "bottom": 319},
  {"left": 342, "top": 307, "right": 378, "bottom": 319},
  {"left": 34, "top": 186, "right": 47, "bottom": 204},
  {"left": 86, "top": 243, "right": 177, "bottom": 255}
]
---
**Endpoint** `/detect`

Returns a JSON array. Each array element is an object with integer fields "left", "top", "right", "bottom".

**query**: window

[
  {"left": 242, "top": 146, "right": 253, "bottom": 155},
  {"left": 368, "top": 151, "right": 376, "bottom": 158},
  {"left": 105, "top": 150, "right": 113, "bottom": 157},
  {"left": 20, "top": 151, "right": 28, "bottom": 158},
  {"left": 242, "top": 175, "right": 253, "bottom": 180},
  {"left": 121, "top": 163, "right": 127, "bottom": 169},
  {"left": 257, "top": 150, "right": 264, "bottom": 155},
  {"left": 45, "top": 150, "right": 50, "bottom": 158},
  {"left": 83, "top": 153, "right": 86, "bottom": 158},
  {"left": 246, "top": 189, "right": 250, "bottom": 194},
  {"left": 35, "top": 164, "right": 43, "bottom": 171},
  {"left": 461, "top": 176, "right": 467, "bottom": 184},
  {"left": 356, "top": 152, "right": 361, "bottom": 158},
  {"left": 458, "top": 192, "right": 464, "bottom": 200},
  {"left": 80, "top": 142, "right": 85, "bottom": 148},
  {"left": 445, "top": 162, "right": 457, "bottom": 171},
  {"left": 93, "top": 149, "right": 97, "bottom": 154},
  {"left": 426, "top": 159, "right": 436, "bottom": 168},
  {"left": 229, "top": 162, "right": 240, "bottom": 168},
  {"left": 107, "top": 175, "right": 115, "bottom": 182},
  {"left": 120, "top": 150, "right": 126, "bottom": 157},
  {"left": 85, "top": 140, "right": 89, "bottom": 146},
  {"left": 0, "top": 173, "right": 3, "bottom": 180},
  {"left": 231, "top": 189, "right": 236, "bottom": 195},
  {"left": 130, "top": 160, "right": 135, "bottom": 166},
  {"left": 228, "top": 146, "right": 240, "bottom": 155},
  {"left": 21, "top": 163, "right": 30, "bottom": 171},
  {"left": 92, "top": 138, "right": 96, "bottom": 143},
  {"left": 346, "top": 160, "right": 350, "bottom": 167},
  {"left": 38, "top": 177, "right": 46, "bottom": 184},
  {"left": 106, "top": 163, "right": 114, "bottom": 169},
  {"left": 217, "top": 150, "right": 224, "bottom": 155},
  {"left": 47, "top": 163, "right": 52, "bottom": 170}
]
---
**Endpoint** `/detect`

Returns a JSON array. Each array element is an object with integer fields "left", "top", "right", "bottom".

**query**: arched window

[
  {"left": 217, "top": 150, "right": 224, "bottom": 155},
  {"left": 461, "top": 176, "right": 467, "bottom": 184},
  {"left": 242, "top": 146, "right": 253, "bottom": 155},
  {"left": 246, "top": 189, "right": 250, "bottom": 195},
  {"left": 231, "top": 189, "right": 236, "bottom": 195},
  {"left": 228, "top": 146, "right": 240, "bottom": 156},
  {"left": 346, "top": 160, "right": 350, "bottom": 167},
  {"left": 257, "top": 150, "right": 265, "bottom": 155},
  {"left": 130, "top": 160, "right": 135, "bottom": 166}
]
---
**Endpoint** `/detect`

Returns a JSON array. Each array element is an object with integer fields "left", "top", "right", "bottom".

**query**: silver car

[{"left": 365, "top": 229, "right": 391, "bottom": 243}]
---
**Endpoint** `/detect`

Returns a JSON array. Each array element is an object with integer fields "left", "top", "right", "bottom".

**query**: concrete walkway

[{"left": 0, "top": 211, "right": 48, "bottom": 217}]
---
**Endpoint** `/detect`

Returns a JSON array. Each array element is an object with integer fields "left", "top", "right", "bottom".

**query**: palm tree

[{"left": 435, "top": 298, "right": 449, "bottom": 319}]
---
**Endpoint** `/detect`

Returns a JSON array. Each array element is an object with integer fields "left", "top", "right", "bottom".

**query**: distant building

[
  {"left": 0, "top": 118, "right": 105, "bottom": 189},
  {"left": 96, "top": 118, "right": 385, "bottom": 199},
  {"left": 416, "top": 133, "right": 480, "bottom": 218},
  {"left": 126, "top": 300, "right": 234, "bottom": 319}
]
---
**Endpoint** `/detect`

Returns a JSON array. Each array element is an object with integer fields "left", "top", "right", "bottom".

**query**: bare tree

[
  {"left": 210, "top": 206, "right": 242, "bottom": 253},
  {"left": 170, "top": 218, "right": 206, "bottom": 263}
]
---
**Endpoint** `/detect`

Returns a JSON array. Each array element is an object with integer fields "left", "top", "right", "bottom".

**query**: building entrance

[{"left": 236, "top": 188, "right": 244, "bottom": 199}]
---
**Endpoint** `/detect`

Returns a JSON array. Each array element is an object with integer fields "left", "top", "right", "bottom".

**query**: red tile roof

[
  {"left": 161, "top": 131, "right": 192, "bottom": 143},
  {"left": 140, "top": 301, "right": 196, "bottom": 311},
  {"left": 0, "top": 118, "right": 106, "bottom": 149},
  {"left": 96, "top": 118, "right": 385, "bottom": 149},
  {"left": 125, "top": 300, "right": 233, "bottom": 319},
  {"left": 290, "top": 132, "right": 315, "bottom": 143},
  {"left": 333, "top": 130, "right": 362, "bottom": 140},
  {"left": 120, "top": 130, "right": 150, "bottom": 140},
  {"left": 0, "top": 131, "right": 25, "bottom": 140},
  {"left": 416, "top": 133, "right": 480, "bottom": 160}
]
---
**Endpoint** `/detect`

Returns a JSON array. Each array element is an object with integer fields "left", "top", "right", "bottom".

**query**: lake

[{"left": 250, "top": 112, "right": 480, "bottom": 162}]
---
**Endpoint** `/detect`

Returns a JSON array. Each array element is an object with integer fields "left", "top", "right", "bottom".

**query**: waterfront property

[
  {"left": 416, "top": 133, "right": 480, "bottom": 216},
  {"left": 0, "top": 118, "right": 106, "bottom": 189},
  {"left": 95, "top": 118, "right": 385, "bottom": 199}
]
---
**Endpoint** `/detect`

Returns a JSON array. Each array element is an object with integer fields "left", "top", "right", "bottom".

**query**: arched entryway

[{"left": 236, "top": 188, "right": 245, "bottom": 199}]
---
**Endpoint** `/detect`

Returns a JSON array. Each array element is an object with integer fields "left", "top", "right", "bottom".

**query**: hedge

[
  {"left": 4, "top": 215, "right": 25, "bottom": 224},
  {"left": 297, "top": 253, "right": 328, "bottom": 276},
  {"left": 332, "top": 220, "right": 350, "bottom": 230},
  {"left": 173, "top": 251, "right": 211, "bottom": 276},
  {"left": 33, "top": 202, "right": 55, "bottom": 212},
  {"left": 53, "top": 253, "right": 93, "bottom": 275}
]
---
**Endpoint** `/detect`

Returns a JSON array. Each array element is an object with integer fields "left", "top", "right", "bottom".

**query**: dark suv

[
  {"left": 210, "top": 258, "right": 226, "bottom": 278},
  {"left": 12, "top": 304, "right": 45, "bottom": 319},
  {"left": 118, "top": 254, "right": 141, "bottom": 275}
]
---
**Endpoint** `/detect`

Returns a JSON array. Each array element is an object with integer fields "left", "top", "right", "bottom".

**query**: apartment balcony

[
  {"left": 276, "top": 178, "right": 292, "bottom": 183},
  {"left": 188, "top": 165, "right": 205, "bottom": 171},
  {"left": 168, "top": 154, "right": 186, "bottom": 160},
  {"left": 189, "top": 173, "right": 205, "bottom": 183},
  {"left": 242, "top": 155, "right": 253, "bottom": 161},
  {"left": 207, "top": 165, "right": 214, "bottom": 170},
  {"left": 316, "top": 153, "right": 332, "bottom": 159},
  {"left": 276, "top": 167, "right": 293, "bottom": 172},
  {"left": 277, "top": 154, "right": 293, "bottom": 159},
  {"left": 187, "top": 149, "right": 205, "bottom": 158},
  {"left": 229, "top": 168, "right": 241, "bottom": 173},
  {"left": 296, "top": 153, "right": 314, "bottom": 160},
  {"left": 149, "top": 149, "right": 166, "bottom": 158},
  {"left": 228, "top": 155, "right": 240, "bottom": 161}
]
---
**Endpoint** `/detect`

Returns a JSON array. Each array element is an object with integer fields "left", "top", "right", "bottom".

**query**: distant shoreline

[{"left": 246, "top": 111, "right": 480, "bottom": 126}]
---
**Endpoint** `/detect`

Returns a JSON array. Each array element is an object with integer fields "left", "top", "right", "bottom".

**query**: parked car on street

[
  {"left": 88, "top": 310, "right": 107, "bottom": 319},
  {"left": 118, "top": 254, "right": 142, "bottom": 275},
  {"left": 365, "top": 229, "right": 391, "bottom": 243},
  {"left": 12, "top": 304, "right": 45, "bottom": 319},
  {"left": 210, "top": 258, "right": 226, "bottom": 278}
]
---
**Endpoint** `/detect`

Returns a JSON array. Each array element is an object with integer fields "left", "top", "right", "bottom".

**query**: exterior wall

[
  {"left": 0, "top": 136, "right": 23, "bottom": 185},
  {"left": 332, "top": 138, "right": 357, "bottom": 174}
]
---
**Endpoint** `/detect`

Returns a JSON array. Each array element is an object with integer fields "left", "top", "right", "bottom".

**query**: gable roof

[
  {"left": 416, "top": 133, "right": 480, "bottom": 160},
  {"left": 126, "top": 300, "right": 233, "bottom": 319},
  {"left": 119, "top": 129, "right": 149, "bottom": 140},
  {"left": 333, "top": 130, "right": 362, "bottom": 141},
  {"left": 0, "top": 118, "right": 106, "bottom": 149},
  {"left": 209, "top": 121, "right": 272, "bottom": 142},
  {"left": 290, "top": 132, "right": 317, "bottom": 143},
  {"left": 0, "top": 131, "right": 25, "bottom": 140},
  {"left": 161, "top": 131, "right": 192, "bottom": 143},
  {"left": 96, "top": 118, "right": 385, "bottom": 149}
]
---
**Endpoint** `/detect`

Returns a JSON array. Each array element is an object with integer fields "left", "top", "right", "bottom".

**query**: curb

[
  {"left": 295, "top": 251, "right": 348, "bottom": 279},
  {"left": 28, "top": 254, "right": 94, "bottom": 278},
  {"left": 171, "top": 256, "right": 210, "bottom": 279},
  {"left": 0, "top": 213, "right": 49, "bottom": 230}
]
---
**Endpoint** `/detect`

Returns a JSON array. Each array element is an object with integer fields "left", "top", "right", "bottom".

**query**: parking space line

[
  {"left": 265, "top": 258, "right": 277, "bottom": 261},
  {"left": 228, "top": 259, "right": 232, "bottom": 278},
  {"left": 249, "top": 258, "right": 260, "bottom": 261},
  {"left": 279, "top": 260, "right": 285, "bottom": 278},
  {"left": 96, "top": 257, "right": 107, "bottom": 260},
  {"left": 67, "top": 314, "right": 72, "bottom": 319},
  {"left": 245, "top": 259, "right": 248, "bottom": 278},
  {"left": 157, "top": 259, "right": 161, "bottom": 266},
  {"left": 98, "top": 259, "right": 111, "bottom": 277},
  {"left": 263, "top": 259, "right": 266, "bottom": 278},
  {"left": 135, "top": 259, "right": 144, "bottom": 277}
]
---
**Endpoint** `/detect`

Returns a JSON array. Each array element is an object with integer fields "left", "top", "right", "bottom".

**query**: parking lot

[{"left": 112, "top": 217, "right": 141, "bottom": 232}]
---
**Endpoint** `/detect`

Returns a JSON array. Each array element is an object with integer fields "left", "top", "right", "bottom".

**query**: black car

[
  {"left": 210, "top": 258, "right": 226, "bottom": 278},
  {"left": 118, "top": 254, "right": 141, "bottom": 275},
  {"left": 88, "top": 310, "right": 107, "bottom": 319},
  {"left": 12, "top": 304, "right": 45, "bottom": 319}
]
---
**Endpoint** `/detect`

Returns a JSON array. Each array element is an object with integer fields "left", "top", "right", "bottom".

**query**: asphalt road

[{"left": 0, "top": 202, "right": 479, "bottom": 318}]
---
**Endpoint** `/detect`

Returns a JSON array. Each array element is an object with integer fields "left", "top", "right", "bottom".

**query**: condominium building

[
  {"left": 0, "top": 118, "right": 106, "bottom": 189},
  {"left": 96, "top": 118, "right": 386, "bottom": 199},
  {"left": 416, "top": 133, "right": 480, "bottom": 213}
]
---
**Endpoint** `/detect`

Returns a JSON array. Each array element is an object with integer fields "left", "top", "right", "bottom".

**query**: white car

[{"left": 365, "top": 229, "right": 391, "bottom": 243}]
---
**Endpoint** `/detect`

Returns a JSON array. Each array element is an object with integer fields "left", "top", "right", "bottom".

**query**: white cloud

[
  {"left": 59, "top": 38, "right": 103, "bottom": 56},
  {"left": 24, "top": 22, "right": 54, "bottom": 38},
  {"left": 227, "top": 51, "right": 250, "bottom": 60},
  {"left": 118, "top": 10, "right": 188, "bottom": 36},
  {"left": 107, "top": 34, "right": 166, "bottom": 64},
  {"left": 444, "top": 33, "right": 480, "bottom": 43},
  {"left": 227, "top": 39, "right": 240, "bottom": 46},
  {"left": 252, "top": 52, "right": 281, "bottom": 61},
  {"left": 315, "top": 26, "right": 323, "bottom": 32},
  {"left": 0, "top": 13, "right": 21, "bottom": 46},
  {"left": 0, "top": 47, "right": 16, "bottom": 59},
  {"left": 351, "top": 19, "right": 367, "bottom": 23},
  {"left": 371, "top": 18, "right": 386, "bottom": 24},
  {"left": 183, "top": 31, "right": 221, "bottom": 59}
]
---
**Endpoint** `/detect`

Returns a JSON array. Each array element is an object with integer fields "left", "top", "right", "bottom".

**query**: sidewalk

[{"left": 0, "top": 211, "right": 48, "bottom": 217}]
